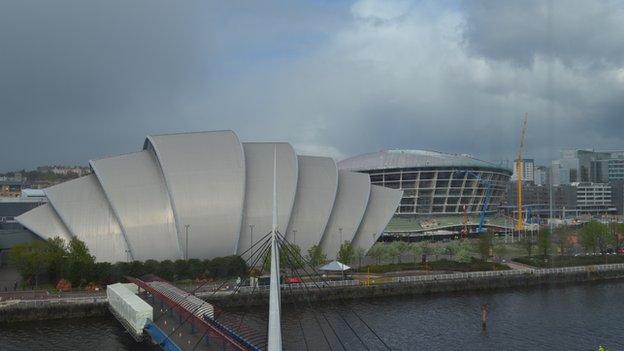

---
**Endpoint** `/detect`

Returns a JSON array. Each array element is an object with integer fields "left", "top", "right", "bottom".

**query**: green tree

[
  {"left": 307, "top": 245, "right": 327, "bottom": 267},
  {"left": 537, "top": 229, "right": 551, "bottom": 257},
  {"left": 355, "top": 247, "right": 366, "bottom": 268},
  {"left": 367, "top": 243, "right": 385, "bottom": 265},
  {"left": 44, "top": 237, "right": 67, "bottom": 283},
  {"left": 431, "top": 245, "right": 446, "bottom": 261},
  {"left": 477, "top": 231, "right": 494, "bottom": 260},
  {"left": 520, "top": 235, "right": 535, "bottom": 257},
  {"left": 9, "top": 240, "right": 50, "bottom": 288},
  {"left": 553, "top": 226, "right": 572, "bottom": 256},
  {"left": 390, "top": 241, "right": 410, "bottom": 263},
  {"left": 64, "top": 237, "right": 96, "bottom": 287},
  {"left": 610, "top": 223, "right": 624, "bottom": 253},
  {"left": 281, "top": 244, "right": 304, "bottom": 270},
  {"left": 455, "top": 241, "right": 473, "bottom": 263},
  {"left": 580, "top": 221, "right": 603, "bottom": 254},
  {"left": 337, "top": 241, "right": 355, "bottom": 264},
  {"left": 409, "top": 243, "right": 423, "bottom": 265}
]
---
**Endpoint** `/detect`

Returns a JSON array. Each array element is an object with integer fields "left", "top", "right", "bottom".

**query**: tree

[
  {"left": 520, "top": 235, "right": 535, "bottom": 257},
  {"left": 64, "top": 237, "right": 96, "bottom": 287},
  {"left": 410, "top": 243, "right": 423, "bottom": 265},
  {"left": 44, "top": 237, "right": 67, "bottom": 283},
  {"left": 9, "top": 240, "right": 50, "bottom": 288},
  {"left": 580, "top": 221, "right": 604, "bottom": 254},
  {"left": 307, "top": 245, "right": 327, "bottom": 267},
  {"left": 281, "top": 244, "right": 304, "bottom": 270},
  {"left": 537, "top": 229, "right": 551, "bottom": 257},
  {"left": 431, "top": 245, "right": 447, "bottom": 261},
  {"left": 477, "top": 231, "right": 494, "bottom": 260},
  {"left": 455, "top": 241, "right": 473, "bottom": 263},
  {"left": 390, "top": 241, "right": 410, "bottom": 263},
  {"left": 355, "top": 247, "right": 366, "bottom": 268},
  {"left": 337, "top": 241, "right": 355, "bottom": 264},
  {"left": 554, "top": 226, "right": 572, "bottom": 256},
  {"left": 367, "top": 243, "right": 385, "bottom": 265},
  {"left": 610, "top": 223, "right": 624, "bottom": 253}
]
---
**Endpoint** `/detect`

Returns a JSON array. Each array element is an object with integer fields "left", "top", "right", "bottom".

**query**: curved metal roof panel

[
  {"left": 320, "top": 170, "right": 370, "bottom": 260},
  {"left": 351, "top": 185, "right": 403, "bottom": 253},
  {"left": 44, "top": 175, "right": 130, "bottom": 262},
  {"left": 90, "top": 150, "right": 181, "bottom": 261},
  {"left": 285, "top": 156, "right": 338, "bottom": 254},
  {"left": 145, "top": 131, "right": 246, "bottom": 259},
  {"left": 15, "top": 203, "right": 72, "bottom": 242},
  {"left": 338, "top": 149, "right": 511, "bottom": 172},
  {"left": 237, "top": 143, "right": 298, "bottom": 255}
]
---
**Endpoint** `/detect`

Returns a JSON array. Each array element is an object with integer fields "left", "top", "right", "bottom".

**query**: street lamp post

[
  {"left": 338, "top": 227, "right": 344, "bottom": 264},
  {"left": 184, "top": 224, "right": 190, "bottom": 260},
  {"left": 292, "top": 229, "right": 297, "bottom": 246},
  {"left": 249, "top": 224, "right": 255, "bottom": 250}
]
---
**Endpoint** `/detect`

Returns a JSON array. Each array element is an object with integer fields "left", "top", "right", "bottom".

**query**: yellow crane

[{"left": 516, "top": 113, "right": 528, "bottom": 231}]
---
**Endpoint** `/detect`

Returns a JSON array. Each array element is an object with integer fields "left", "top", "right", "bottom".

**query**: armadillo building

[
  {"left": 16, "top": 131, "right": 402, "bottom": 262},
  {"left": 338, "top": 150, "right": 512, "bottom": 234}
]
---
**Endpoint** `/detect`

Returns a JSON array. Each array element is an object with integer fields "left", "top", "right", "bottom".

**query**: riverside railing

[
  {"left": 237, "top": 279, "right": 360, "bottom": 293},
  {"left": 393, "top": 263, "right": 624, "bottom": 284}
]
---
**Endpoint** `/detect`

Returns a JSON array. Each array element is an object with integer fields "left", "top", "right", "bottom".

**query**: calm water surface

[{"left": 2, "top": 281, "right": 624, "bottom": 350}]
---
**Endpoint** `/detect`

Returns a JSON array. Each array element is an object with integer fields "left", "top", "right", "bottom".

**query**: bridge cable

[
  {"left": 275, "top": 231, "right": 391, "bottom": 350},
  {"left": 160, "top": 233, "right": 274, "bottom": 346},
  {"left": 276, "top": 236, "right": 335, "bottom": 351}
]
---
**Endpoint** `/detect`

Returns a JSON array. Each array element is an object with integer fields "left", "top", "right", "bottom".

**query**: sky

[{"left": 1, "top": 0, "right": 623, "bottom": 172}]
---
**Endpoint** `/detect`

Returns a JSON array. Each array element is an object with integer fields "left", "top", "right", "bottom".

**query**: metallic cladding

[
  {"left": 338, "top": 149, "right": 511, "bottom": 173},
  {"left": 145, "top": 131, "right": 246, "bottom": 259},
  {"left": 285, "top": 156, "right": 338, "bottom": 254},
  {"left": 351, "top": 185, "right": 403, "bottom": 253},
  {"left": 90, "top": 150, "right": 181, "bottom": 261},
  {"left": 320, "top": 170, "right": 371, "bottom": 260},
  {"left": 15, "top": 203, "right": 72, "bottom": 242},
  {"left": 44, "top": 175, "right": 130, "bottom": 262},
  {"left": 237, "top": 143, "right": 298, "bottom": 255}
]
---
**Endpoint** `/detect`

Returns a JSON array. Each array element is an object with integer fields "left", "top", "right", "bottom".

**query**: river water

[{"left": 2, "top": 281, "right": 623, "bottom": 350}]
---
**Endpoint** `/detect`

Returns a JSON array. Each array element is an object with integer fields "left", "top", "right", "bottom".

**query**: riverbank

[{"left": 3, "top": 263, "right": 624, "bottom": 322}]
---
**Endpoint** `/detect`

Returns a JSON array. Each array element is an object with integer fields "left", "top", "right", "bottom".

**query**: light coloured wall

[
  {"left": 15, "top": 203, "right": 72, "bottom": 242},
  {"left": 351, "top": 185, "right": 403, "bottom": 253},
  {"left": 145, "top": 131, "right": 246, "bottom": 259},
  {"left": 44, "top": 175, "right": 130, "bottom": 262},
  {"left": 320, "top": 170, "right": 370, "bottom": 260},
  {"left": 90, "top": 150, "right": 181, "bottom": 261},
  {"left": 286, "top": 156, "right": 338, "bottom": 255},
  {"left": 237, "top": 143, "right": 298, "bottom": 256}
]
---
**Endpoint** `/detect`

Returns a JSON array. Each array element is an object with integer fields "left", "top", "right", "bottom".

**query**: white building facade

[{"left": 16, "top": 131, "right": 402, "bottom": 262}]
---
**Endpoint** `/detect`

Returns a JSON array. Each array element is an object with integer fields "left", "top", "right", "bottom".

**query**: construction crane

[
  {"left": 455, "top": 170, "right": 493, "bottom": 234},
  {"left": 515, "top": 113, "right": 528, "bottom": 231}
]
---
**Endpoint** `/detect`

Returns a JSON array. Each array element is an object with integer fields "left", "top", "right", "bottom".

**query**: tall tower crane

[{"left": 515, "top": 113, "right": 528, "bottom": 231}]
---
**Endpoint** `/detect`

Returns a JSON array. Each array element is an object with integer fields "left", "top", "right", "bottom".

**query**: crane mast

[{"left": 516, "top": 113, "right": 528, "bottom": 231}]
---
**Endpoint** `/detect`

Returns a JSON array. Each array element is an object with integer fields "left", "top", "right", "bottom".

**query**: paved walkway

[{"left": 505, "top": 260, "right": 535, "bottom": 270}]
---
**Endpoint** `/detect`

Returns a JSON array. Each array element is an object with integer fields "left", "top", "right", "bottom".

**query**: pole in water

[{"left": 481, "top": 303, "right": 489, "bottom": 330}]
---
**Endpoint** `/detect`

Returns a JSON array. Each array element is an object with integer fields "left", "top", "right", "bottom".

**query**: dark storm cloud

[
  {"left": 0, "top": 0, "right": 347, "bottom": 171},
  {"left": 0, "top": 0, "right": 622, "bottom": 172},
  {"left": 461, "top": 0, "right": 624, "bottom": 68}
]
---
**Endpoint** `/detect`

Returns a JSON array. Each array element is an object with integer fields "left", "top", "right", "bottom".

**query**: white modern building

[
  {"left": 16, "top": 131, "right": 402, "bottom": 262},
  {"left": 512, "top": 159, "right": 535, "bottom": 183}
]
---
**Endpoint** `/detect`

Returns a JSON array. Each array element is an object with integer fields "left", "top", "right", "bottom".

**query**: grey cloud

[
  {"left": 461, "top": 0, "right": 624, "bottom": 68},
  {"left": 0, "top": 0, "right": 622, "bottom": 173}
]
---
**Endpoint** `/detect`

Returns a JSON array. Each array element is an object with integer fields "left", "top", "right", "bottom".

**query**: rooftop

[{"left": 338, "top": 149, "right": 511, "bottom": 173}]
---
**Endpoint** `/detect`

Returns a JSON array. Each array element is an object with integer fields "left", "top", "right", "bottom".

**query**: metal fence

[
  {"left": 1, "top": 295, "right": 107, "bottom": 310},
  {"left": 393, "top": 263, "right": 624, "bottom": 284},
  {"left": 237, "top": 279, "right": 360, "bottom": 293}
]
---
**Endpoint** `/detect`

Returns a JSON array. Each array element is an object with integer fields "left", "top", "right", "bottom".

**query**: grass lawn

[
  {"left": 356, "top": 259, "right": 510, "bottom": 274},
  {"left": 513, "top": 255, "right": 624, "bottom": 268}
]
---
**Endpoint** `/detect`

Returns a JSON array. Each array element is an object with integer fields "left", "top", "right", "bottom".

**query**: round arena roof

[{"left": 338, "top": 149, "right": 511, "bottom": 173}]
